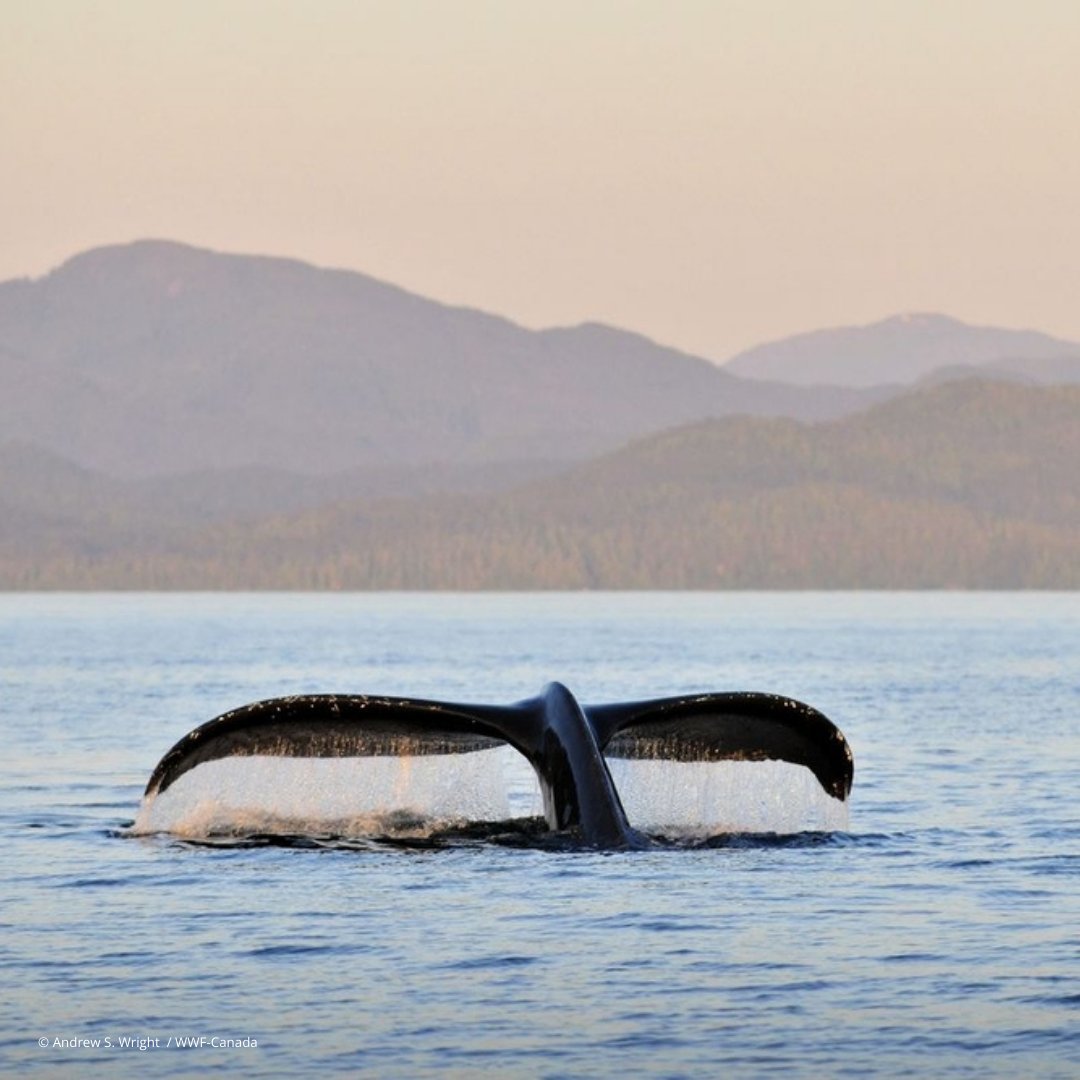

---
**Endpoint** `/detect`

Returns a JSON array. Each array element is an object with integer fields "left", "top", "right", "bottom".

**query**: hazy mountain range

[
  {"left": 2, "top": 240, "right": 1078, "bottom": 588},
  {"left": 4, "top": 241, "right": 1077, "bottom": 480}
]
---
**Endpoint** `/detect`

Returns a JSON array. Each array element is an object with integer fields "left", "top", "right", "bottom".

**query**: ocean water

[{"left": 1, "top": 592, "right": 1077, "bottom": 1077}]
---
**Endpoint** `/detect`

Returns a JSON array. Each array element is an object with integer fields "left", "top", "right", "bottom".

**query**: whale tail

[
  {"left": 143, "top": 694, "right": 528, "bottom": 800},
  {"left": 587, "top": 692, "right": 853, "bottom": 802},
  {"left": 144, "top": 686, "right": 853, "bottom": 848}
]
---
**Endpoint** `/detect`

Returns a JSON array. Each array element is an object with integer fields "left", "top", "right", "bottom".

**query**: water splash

[
  {"left": 131, "top": 748, "right": 847, "bottom": 842},
  {"left": 607, "top": 758, "right": 850, "bottom": 837},
  {"left": 132, "top": 746, "right": 541, "bottom": 839}
]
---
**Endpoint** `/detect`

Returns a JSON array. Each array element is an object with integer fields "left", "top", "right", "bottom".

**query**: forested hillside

[{"left": 3, "top": 380, "right": 1076, "bottom": 589}]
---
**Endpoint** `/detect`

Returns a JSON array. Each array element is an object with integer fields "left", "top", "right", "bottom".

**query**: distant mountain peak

[
  {"left": 725, "top": 312, "right": 1080, "bottom": 388},
  {"left": 882, "top": 311, "right": 958, "bottom": 328},
  {"left": 49, "top": 238, "right": 220, "bottom": 277}
]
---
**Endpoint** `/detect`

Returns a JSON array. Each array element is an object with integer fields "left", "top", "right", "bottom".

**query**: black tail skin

[{"left": 144, "top": 682, "right": 853, "bottom": 849}]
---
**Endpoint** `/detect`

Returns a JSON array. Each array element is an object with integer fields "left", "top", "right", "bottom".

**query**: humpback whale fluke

[{"left": 144, "top": 683, "right": 853, "bottom": 848}]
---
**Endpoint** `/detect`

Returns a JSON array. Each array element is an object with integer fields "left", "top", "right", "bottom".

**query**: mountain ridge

[
  {"left": 12, "top": 240, "right": 1077, "bottom": 479},
  {"left": 2, "top": 240, "right": 888, "bottom": 476}
]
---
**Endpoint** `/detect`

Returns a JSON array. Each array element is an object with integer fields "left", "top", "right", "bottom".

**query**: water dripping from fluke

[{"left": 131, "top": 684, "right": 854, "bottom": 851}]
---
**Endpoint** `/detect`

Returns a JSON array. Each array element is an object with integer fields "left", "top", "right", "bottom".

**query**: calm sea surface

[{"left": 1, "top": 592, "right": 1077, "bottom": 1078}]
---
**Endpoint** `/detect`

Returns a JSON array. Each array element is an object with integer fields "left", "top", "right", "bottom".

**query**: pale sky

[{"left": 3, "top": 0, "right": 1079, "bottom": 361}]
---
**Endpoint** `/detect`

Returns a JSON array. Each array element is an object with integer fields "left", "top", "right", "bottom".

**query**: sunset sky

[{"left": 3, "top": 0, "right": 1078, "bottom": 361}]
